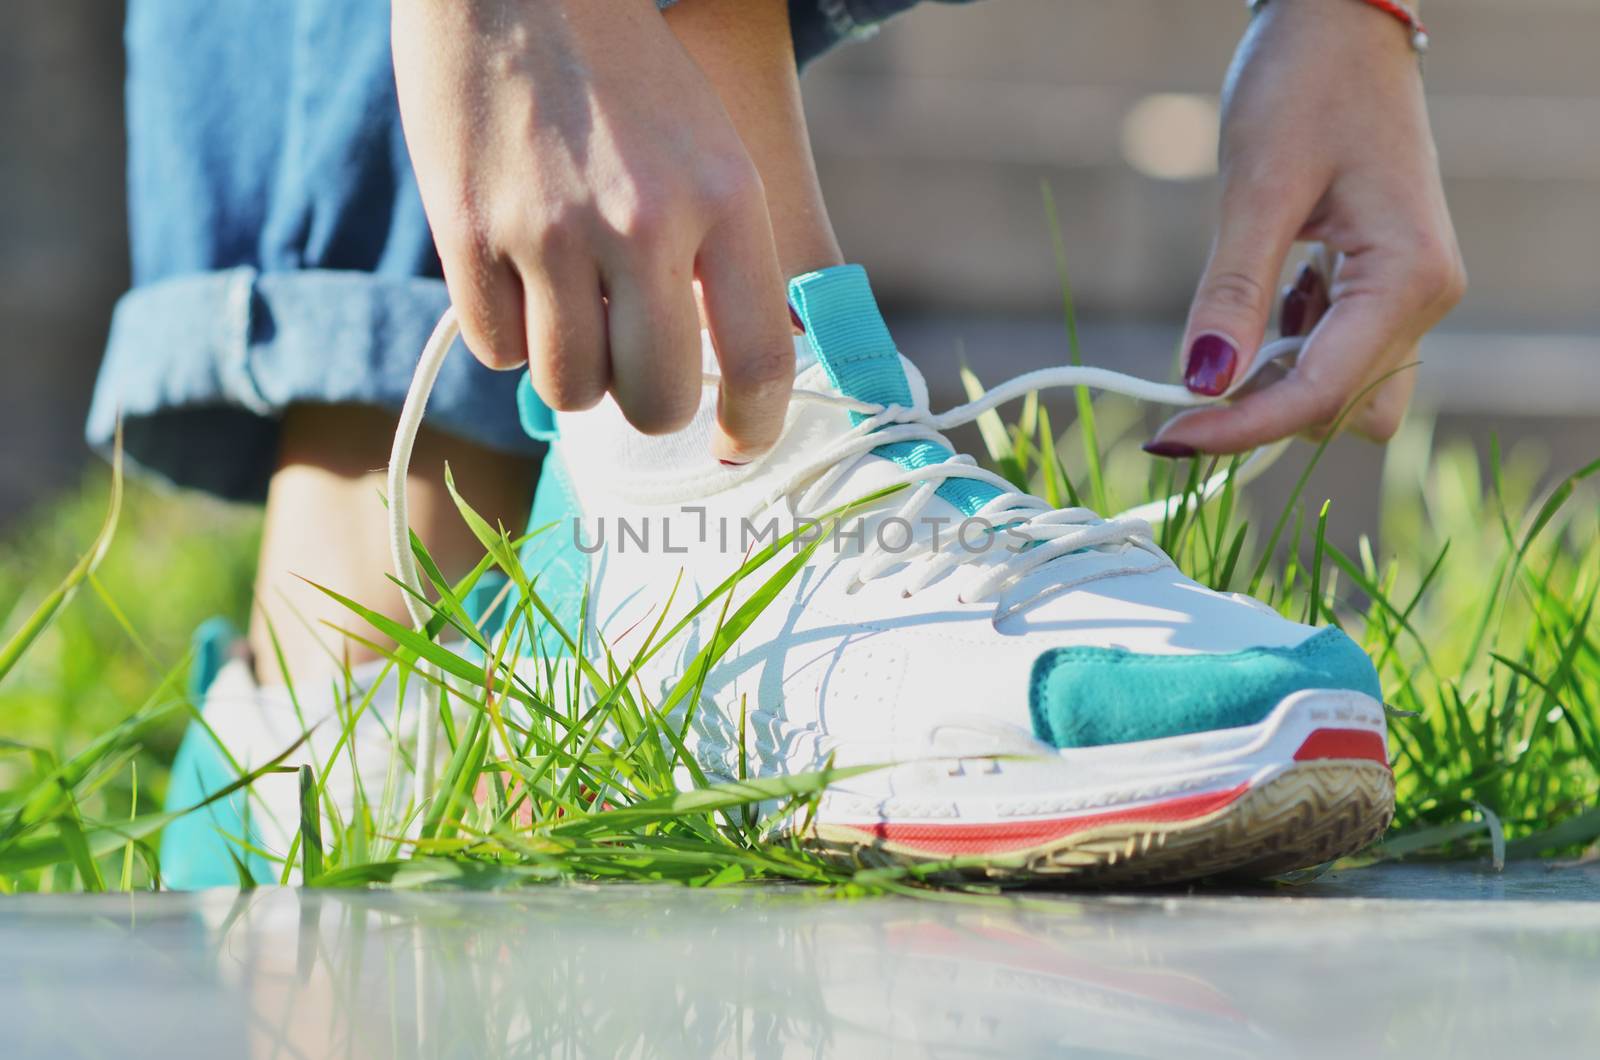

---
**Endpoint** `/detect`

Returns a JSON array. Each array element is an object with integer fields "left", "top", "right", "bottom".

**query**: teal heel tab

[{"left": 517, "top": 372, "right": 559, "bottom": 441}]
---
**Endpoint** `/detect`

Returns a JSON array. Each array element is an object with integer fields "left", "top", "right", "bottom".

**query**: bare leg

[
  {"left": 249, "top": 406, "right": 537, "bottom": 686},
  {"left": 248, "top": 0, "right": 841, "bottom": 687}
]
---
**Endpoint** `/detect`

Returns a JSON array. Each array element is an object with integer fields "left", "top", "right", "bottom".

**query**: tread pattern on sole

[{"left": 812, "top": 761, "right": 1396, "bottom": 887}]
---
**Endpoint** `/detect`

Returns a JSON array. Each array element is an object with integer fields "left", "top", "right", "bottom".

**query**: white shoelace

[
  {"left": 717, "top": 361, "right": 1295, "bottom": 620},
  {"left": 387, "top": 307, "right": 1302, "bottom": 801}
]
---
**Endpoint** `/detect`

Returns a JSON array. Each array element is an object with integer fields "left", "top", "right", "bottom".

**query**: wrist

[{"left": 1247, "top": 0, "right": 1428, "bottom": 55}]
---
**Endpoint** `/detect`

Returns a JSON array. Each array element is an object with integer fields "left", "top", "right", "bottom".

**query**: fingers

[
  {"left": 1280, "top": 256, "right": 1415, "bottom": 442},
  {"left": 1179, "top": 178, "right": 1314, "bottom": 396},
  {"left": 1279, "top": 261, "right": 1331, "bottom": 339},
  {"left": 1346, "top": 350, "right": 1418, "bottom": 443},
  {"left": 1150, "top": 284, "right": 1418, "bottom": 456},
  {"left": 519, "top": 259, "right": 610, "bottom": 414},
  {"left": 1151, "top": 214, "right": 1464, "bottom": 456},
  {"left": 601, "top": 251, "right": 704, "bottom": 435},
  {"left": 695, "top": 187, "right": 794, "bottom": 463},
  {"left": 440, "top": 240, "right": 528, "bottom": 371},
  {"left": 501, "top": 194, "right": 790, "bottom": 452},
  {"left": 504, "top": 160, "right": 789, "bottom": 452}
]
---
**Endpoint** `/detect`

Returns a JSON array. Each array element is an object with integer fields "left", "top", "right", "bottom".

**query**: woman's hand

[
  {"left": 392, "top": 0, "right": 793, "bottom": 462},
  {"left": 1147, "top": 0, "right": 1466, "bottom": 457}
]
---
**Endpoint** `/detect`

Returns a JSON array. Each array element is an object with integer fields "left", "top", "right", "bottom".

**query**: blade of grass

[
  {"left": 298, "top": 765, "right": 323, "bottom": 882},
  {"left": 0, "top": 422, "right": 123, "bottom": 685},
  {"left": 1040, "top": 180, "right": 1107, "bottom": 514}
]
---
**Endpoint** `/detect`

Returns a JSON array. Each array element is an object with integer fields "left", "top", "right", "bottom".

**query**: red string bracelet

[{"left": 1246, "top": 0, "right": 1430, "bottom": 55}]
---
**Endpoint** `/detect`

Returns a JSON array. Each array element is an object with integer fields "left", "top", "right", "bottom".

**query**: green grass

[{"left": 3, "top": 356, "right": 1598, "bottom": 894}]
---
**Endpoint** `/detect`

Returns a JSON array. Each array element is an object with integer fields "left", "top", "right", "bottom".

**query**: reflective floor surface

[{"left": 4, "top": 861, "right": 1598, "bottom": 1058}]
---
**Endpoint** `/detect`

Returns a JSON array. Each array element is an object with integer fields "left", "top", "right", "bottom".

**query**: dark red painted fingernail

[
  {"left": 1281, "top": 290, "right": 1310, "bottom": 337},
  {"left": 1184, "top": 334, "right": 1238, "bottom": 396},
  {"left": 788, "top": 303, "right": 806, "bottom": 334},
  {"left": 1142, "top": 440, "right": 1198, "bottom": 459},
  {"left": 720, "top": 458, "right": 749, "bottom": 468},
  {"left": 1293, "top": 262, "right": 1322, "bottom": 297}
]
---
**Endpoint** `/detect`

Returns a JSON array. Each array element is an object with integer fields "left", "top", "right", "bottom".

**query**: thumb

[{"left": 1181, "top": 186, "right": 1305, "bottom": 396}]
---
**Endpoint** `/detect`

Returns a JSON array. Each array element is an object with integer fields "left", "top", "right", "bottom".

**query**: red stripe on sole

[
  {"left": 1293, "top": 728, "right": 1389, "bottom": 767},
  {"left": 847, "top": 783, "right": 1250, "bottom": 857}
]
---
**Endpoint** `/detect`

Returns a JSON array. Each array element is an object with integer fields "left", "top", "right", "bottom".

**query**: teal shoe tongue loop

[
  {"left": 788, "top": 265, "right": 915, "bottom": 420},
  {"left": 786, "top": 265, "right": 1001, "bottom": 518}
]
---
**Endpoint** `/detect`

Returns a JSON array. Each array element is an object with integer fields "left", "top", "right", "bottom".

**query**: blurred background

[{"left": 3, "top": 0, "right": 1597, "bottom": 531}]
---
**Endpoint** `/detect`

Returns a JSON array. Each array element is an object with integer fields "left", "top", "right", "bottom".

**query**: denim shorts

[{"left": 88, "top": 0, "right": 972, "bottom": 502}]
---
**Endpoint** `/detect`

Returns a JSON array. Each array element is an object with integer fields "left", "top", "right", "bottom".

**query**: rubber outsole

[{"left": 812, "top": 759, "right": 1395, "bottom": 887}]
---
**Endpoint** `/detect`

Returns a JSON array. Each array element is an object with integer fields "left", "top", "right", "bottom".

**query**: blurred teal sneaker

[
  {"left": 160, "top": 621, "right": 412, "bottom": 889},
  {"left": 397, "top": 264, "right": 1393, "bottom": 885},
  {"left": 159, "top": 620, "right": 265, "bottom": 889}
]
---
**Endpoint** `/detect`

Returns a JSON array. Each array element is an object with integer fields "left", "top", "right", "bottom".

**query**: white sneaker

[{"left": 430, "top": 265, "right": 1393, "bottom": 885}]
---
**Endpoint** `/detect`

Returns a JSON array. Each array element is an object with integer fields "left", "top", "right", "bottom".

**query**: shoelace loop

[{"left": 693, "top": 341, "right": 1300, "bottom": 618}]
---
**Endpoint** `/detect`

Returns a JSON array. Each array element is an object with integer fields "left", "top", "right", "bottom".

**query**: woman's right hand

[{"left": 392, "top": 0, "right": 794, "bottom": 462}]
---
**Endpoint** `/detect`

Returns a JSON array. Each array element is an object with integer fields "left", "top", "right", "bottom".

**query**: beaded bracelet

[{"left": 1246, "top": 0, "right": 1430, "bottom": 55}]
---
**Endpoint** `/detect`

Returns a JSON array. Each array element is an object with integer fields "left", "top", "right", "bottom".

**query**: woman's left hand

[{"left": 1147, "top": 0, "right": 1466, "bottom": 457}]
